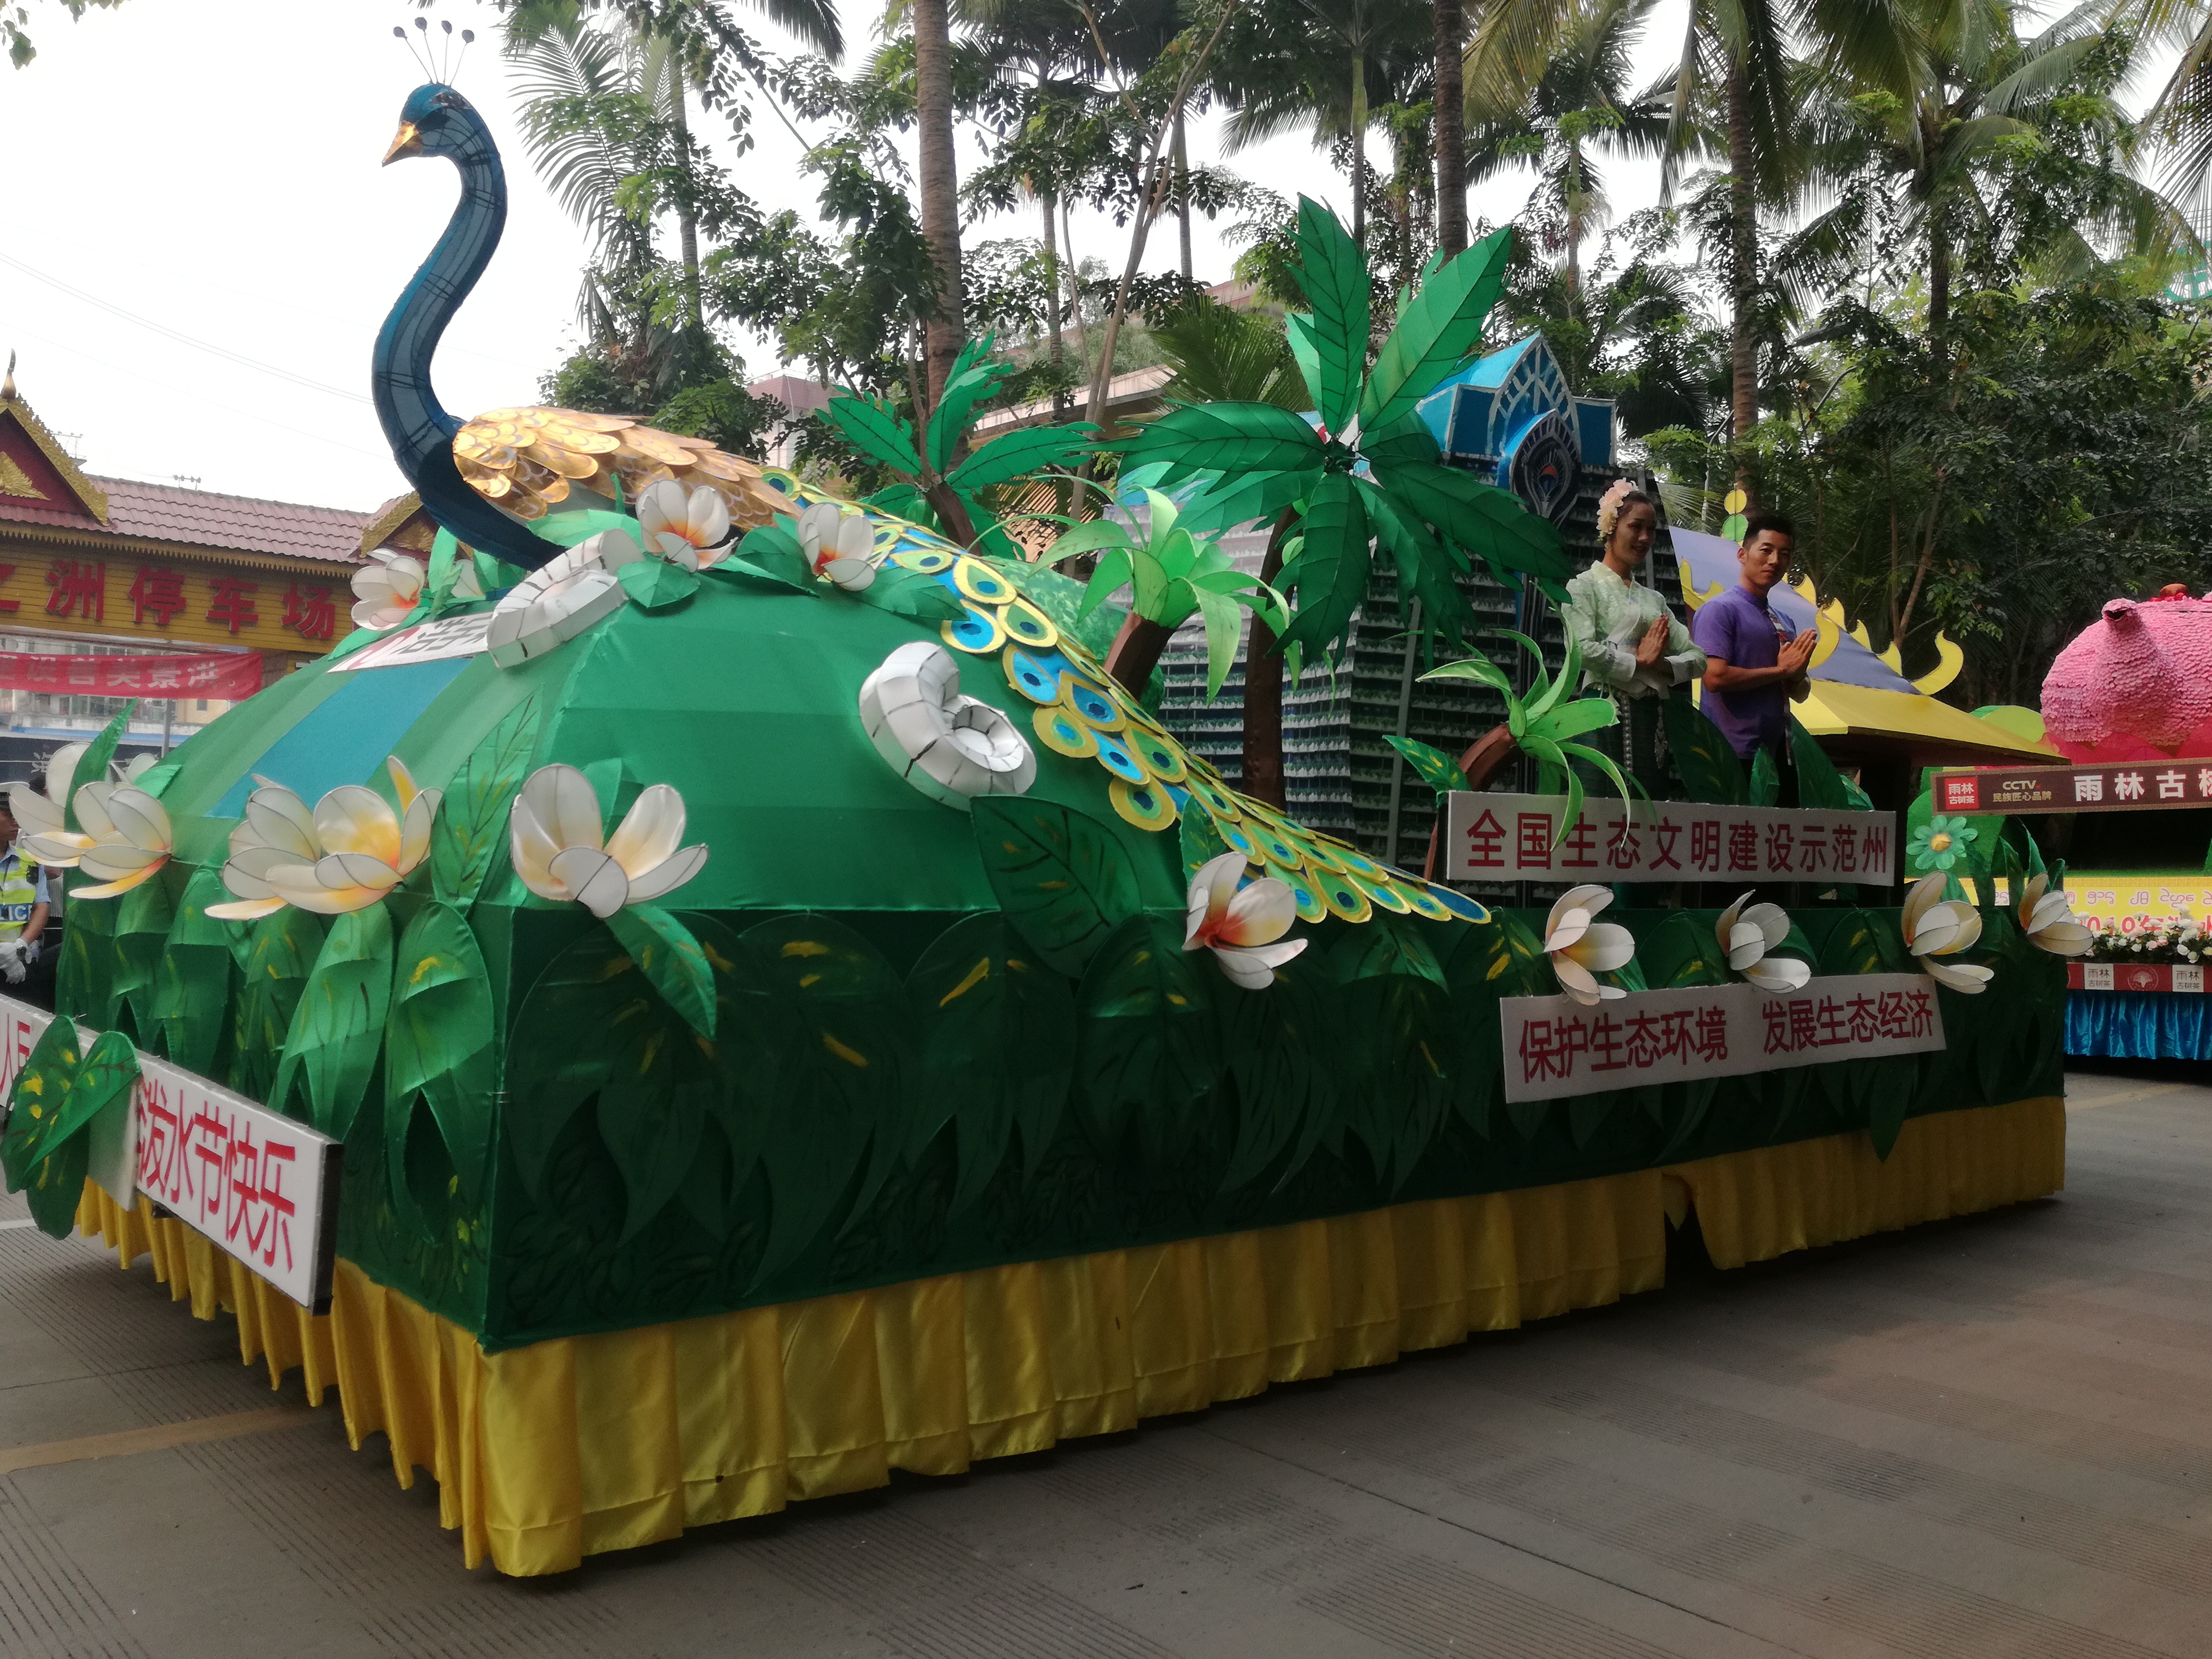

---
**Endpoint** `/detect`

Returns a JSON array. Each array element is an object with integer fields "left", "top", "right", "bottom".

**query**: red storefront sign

[
  {"left": 0, "top": 649, "right": 262, "bottom": 700},
  {"left": 2068, "top": 961, "right": 2208, "bottom": 994},
  {"left": 1933, "top": 763, "right": 2212, "bottom": 815}
]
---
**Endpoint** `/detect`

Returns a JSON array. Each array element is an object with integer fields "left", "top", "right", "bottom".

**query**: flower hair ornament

[{"left": 1595, "top": 478, "right": 1640, "bottom": 543}]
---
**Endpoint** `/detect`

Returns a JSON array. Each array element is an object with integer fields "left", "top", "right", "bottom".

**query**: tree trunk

[
  {"left": 1725, "top": 61, "right": 1758, "bottom": 479},
  {"left": 1104, "top": 613, "right": 1178, "bottom": 694},
  {"left": 1174, "top": 104, "right": 1193, "bottom": 283},
  {"left": 1350, "top": 52, "right": 1369, "bottom": 252},
  {"left": 1928, "top": 207, "right": 1950, "bottom": 343},
  {"left": 1565, "top": 142, "right": 1583, "bottom": 300},
  {"left": 667, "top": 63, "right": 706, "bottom": 341},
  {"left": 1241, "top": 510, "right": 1298, "bottom": 809},
  {"left": 1432, "top": 0, "right": 1465, "bottom": 258},
  {"left": 912, "top": 0, "right": 965, "bottom": 409},
  {"left": 1060, "top": 199, "right": 1093, "bottom": 381},
  {"left": 1042, "top": 186, "right": 1067, "bottom": 418}
]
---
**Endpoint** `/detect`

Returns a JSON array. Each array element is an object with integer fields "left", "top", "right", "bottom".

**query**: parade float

[
  {"left": 1926, "top": 589, "right": 2212, "bottom": 1058},
  {"left": 0, "top": 82, "right": 2073, "bottom": 1576}
]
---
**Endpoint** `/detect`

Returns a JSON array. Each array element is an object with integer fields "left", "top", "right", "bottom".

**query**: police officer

[{"left": 0, "top": 789, "right": 53, "bottom": 1008}]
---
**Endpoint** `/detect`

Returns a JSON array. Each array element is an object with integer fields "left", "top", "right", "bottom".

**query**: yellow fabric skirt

[{"left": 74, "top": 1095, "right": 2064, "bottom": 1577}]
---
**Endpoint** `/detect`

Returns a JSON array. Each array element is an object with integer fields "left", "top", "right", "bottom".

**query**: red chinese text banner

[{"left": 0, "top": 649, "right": 263, "bottom": 700}]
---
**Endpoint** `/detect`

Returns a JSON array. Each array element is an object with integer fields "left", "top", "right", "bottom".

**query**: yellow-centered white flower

[
  {"left": 350, "top": 547, "right": 480, "bottom": 632},
  {"left": 508, "top": 764, "right": 708, "bottom": 918},
  {"left": 9, "top": 739, "right": 93, "bottom": 863},
  {"left": 56, "top": 783, "right": 173, "bottom": 898},
  {"left": 2016, "top": 872, "right": 2091, "bottom": 957},
  {"left": 207, "top": 758, "right": 442, "bottom": 919},
  {"left": 1716, "top": 891, "right": 1810, "bottom": 992},
  {"left": 1184, "top": 851, "right": 1306, "bottom": 988},
  {"left": 1901, "top": 874, "right": 1992, "bottom": 994},
  {"left": 636, "top": 480, "right": 733, "bottom": 571},
  {"left": 1543, "top": 883, "right": 1636, "bottom": 1004},
  {"left": 797, "top": 502, "right": 877, "bottom": 591}
]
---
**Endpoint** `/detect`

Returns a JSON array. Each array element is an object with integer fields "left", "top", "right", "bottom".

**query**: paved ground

[{"left": 4, "top": 1067, "right": 2210, "bottom": 1658}]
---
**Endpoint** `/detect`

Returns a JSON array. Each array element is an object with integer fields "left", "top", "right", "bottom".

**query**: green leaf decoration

[
  {"left": 129, "top": 759, "right": 181, "bottom": 799},
  {"left": 429, "top": 696, "right": 540, "bottom": 909},
  {"left": 820, "top": 390, "right": 923, "bottom": 477},
  {"left": 924, "top": 338, "right": 1010, "bottom": 476},
  {"left": 1360, "top": 478, "right": 1473, "bottom": 638},
  {"left": 1288, "top": 196, "right": 1370, "bottom": 431},
  {"left": 727, "top": 522, "right": 815, "bottom": 589},
  {"left": 1337, "top": 966, "right": 1455, "bottom": 1189},
  {"left": 23, "top": 1132, "right": 88, "bottom": 1238},
  {"left": 60, "top": 702, "right": 136, "bottom": 835},
  {"left": 43, "top": 1030, "right": 136, "bottom": 1164},
  {"left": 949, "top": 421, "right": 1096, "bottom": 492},
  {"left": 906, "top": 913, "right": 1075, "bottom": 1207},
  {"left": 54, "top": 871, "right": 116, "bottom": 1024},
  {"left": 1367, "top": 457, "right": 1566, "bottom": 582},
  {"left": 1445, "top": 916, "right": 1554, "bottom": 1141},
  {"left": 1803, "top": 906, "right": 1911, "bottom": 977},
  {"left": 970, "top": 799, "right": 1142, "bottom": 979},
  {"left": 861, "top": 565, "right": 966, "bottom": 623},
  {"left": 152, "top": 866, "right": 241, "bottom": 1076},
  {"left": 1660, "top": 697, "right": 1749, "bottom": 805},
  {"left": 1362, "top": 226, "right": 1513, "bottom": 433},
  {"left": 272, "top": 903, "right": 395, "bottom": 1139},
  {"left": 1178, "top": 806, "right": 1234, "bottom": 883},
  {"left": 1075, "top": 914, "right": 1219, "bottom": 1160},
  {"left": 231, "top": 909, "right": 327, "bottom": 1105},
  {"left": 864, "top": 481, "right": 935, "bottom": 524},
  {"left": 1329, "top": 914, "right": 1448, "bottom": 988},
  {"left": 617, "top": 557, "right": 700, "bottom": 611},
  {"left": 1748, "top": 744, "right": 1781, "bottom": 808},
  {"left": 384, "top": 902, "right": 496, "bottom": 1202},
  {"left": 2, "top": 1016, "right": 80, "bottom": 1193},
  {"left": 604, "top": 904, "right": 717, "bottom": 1040},
  {"left": 509, "top": 915, "right": 776, "bottom": 1242},
  {"left": 1384, "top": 735, "right": 1471, "bottom": 801},
  {"left": 106, "top": 872, "right": 175, "bottom": 1042},
  {"left": 1216, "top": 952, "right": 1339, "bottom": 1191},
  {"left": 995, "top": 555, "right": 1126, "bottom": 660},
  {"left": 1632, "top": 911, "right": 1732, "bottom": 988},
  {"left": 743, "top": 912, "right": 912, "bottom": 1285},
  {"left": 1116, "top": 400, "right": 1326, "bottom": 482},
  {"left": 1277, "top": 471, "right": 1370, "bottom": 656},
  {"left": 1787, "top": 716, "right": 1850, "bottom": 811}
]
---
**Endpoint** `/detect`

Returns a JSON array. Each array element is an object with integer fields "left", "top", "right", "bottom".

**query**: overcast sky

[{"left": 2, "top": 0, "right": 2143, "bottom": 515}]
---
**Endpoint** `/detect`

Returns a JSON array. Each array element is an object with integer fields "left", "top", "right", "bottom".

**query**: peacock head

[{"left": 383, "top": 84, "right": 483, "bottom": 166}]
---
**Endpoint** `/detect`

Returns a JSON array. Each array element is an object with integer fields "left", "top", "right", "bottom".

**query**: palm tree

[
  {"left": 1435, "top": 0, "right": 1468, "bottom": 255},
  {"left": 914, "top": 0, "right": 969, "bottom": 410},
  {"left": 1464, "top": 0, "right": 1671, "bottom": 301}
]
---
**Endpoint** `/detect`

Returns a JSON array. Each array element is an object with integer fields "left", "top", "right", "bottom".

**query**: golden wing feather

[{"left": 451, "top": 405, "right": 787, "bottom": 537}]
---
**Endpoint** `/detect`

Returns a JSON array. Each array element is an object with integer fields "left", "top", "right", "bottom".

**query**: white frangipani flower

[
  {"left": 508, "top": 764, "right": 708, "bottom": 918},
  {"left": 1543, "top": 883, "right": 1636, "bottom": 1004},
  {"left": 1715, "top": 891, "right": 1811, "bottom": 992},
  {"left": 1901, "top": 874, "right": 1992, "bottom": 994},
  {"left": 207, "top": 758, "right": 442, "bottom": 919},
  {"left": 10, "top": 740, "right": 92, "bottom": 862},
  {"left": 797, "top": 501, "right": 877, "bottom": 591},
  {"left": 55, "top": 783, "right": 173, "bottom": 899},
  {"left": 350, "top": 546, "right": 481, "bottom": 632},
  {"left": 2016, "top": 873, "right": 2091, "bottom": 957},
  {"left": 1183, "top": 852, "right": 1307, "bottom": 988},
  {"left": 636, "top": 480, "right": 733, "bottom": 571}
]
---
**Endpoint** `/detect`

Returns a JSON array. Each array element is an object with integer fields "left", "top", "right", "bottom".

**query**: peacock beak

[{"left": 383, "top": 122, "right": 423, "bottom": 166}]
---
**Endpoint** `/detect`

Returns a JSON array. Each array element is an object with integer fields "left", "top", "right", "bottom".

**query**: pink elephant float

[{"left": 2043, "top": 593, "right": 2212, "bottom": 763}]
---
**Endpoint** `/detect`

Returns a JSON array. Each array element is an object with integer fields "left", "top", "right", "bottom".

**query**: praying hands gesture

[
  {"left": 1632, "top": 615, "right": 1671, "bottom": 669},
  {"left": 1779, "top": 629, "right": 1817, "bottom": 676}
]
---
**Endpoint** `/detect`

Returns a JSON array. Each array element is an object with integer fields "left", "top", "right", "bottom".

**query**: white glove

[{"left": 0, "top": 941, "right": 27, "bottom": 984}]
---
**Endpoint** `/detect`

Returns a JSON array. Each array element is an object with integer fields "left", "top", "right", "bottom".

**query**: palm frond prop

[
  {"left": 1055, "top": 489, "right": 1289, "bottom": 698},
  {"left": 1418, "top": 628, "right": 1633, "bottom": 844},
  {"left": 1115, "top": 199, "right": 1569, "bottom": 661},
  {"left": 819, "top": 334, "right": 1095, "bottom": 555}
]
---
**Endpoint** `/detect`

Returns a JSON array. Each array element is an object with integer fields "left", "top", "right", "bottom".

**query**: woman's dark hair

[{"left": 1740, "top": 510, "right": 1796, "bottom": 545}]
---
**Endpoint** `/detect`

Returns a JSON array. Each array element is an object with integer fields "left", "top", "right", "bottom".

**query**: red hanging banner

[{"left": 0, "top": 650, "right": 262, "bottom": 701}]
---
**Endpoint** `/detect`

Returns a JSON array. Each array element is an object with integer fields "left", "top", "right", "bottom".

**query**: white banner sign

[
  {"left": 0, "top": 995, "right": 338, "bottom": 1309},
  {"left": 328, "top": 612, "right": 491, "bottom": 673},
  {"left": 1499, "top": 973, "right": 1946, "bottom": 1103},
  {"left": 1443, "top": 792, "right": 1895, "bottom": 886}
]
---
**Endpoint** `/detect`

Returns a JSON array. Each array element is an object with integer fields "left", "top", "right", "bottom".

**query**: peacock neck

[{"left": 372, "top": 104, "right": 507, "bottom": 474}]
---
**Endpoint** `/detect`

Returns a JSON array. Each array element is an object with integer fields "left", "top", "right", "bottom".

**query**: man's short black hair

[{"left": 1741, "top": 510, "right": 1796, "bottom": 546}]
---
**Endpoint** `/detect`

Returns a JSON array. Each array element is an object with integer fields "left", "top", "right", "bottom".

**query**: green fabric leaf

[
  {"left": 1749, "top": 744, "right": 1781, "bottom": 808},
  {"left": 1178, "top": 808, "right": 1233, "bottom": 883},
  {"left": 151, "top": 866, "right": 241, "bottom": 1076},
  {"left": 1074, "top": 913, "right": 1219, "bottom": 1159},
  {"left": 129, "top": 759, "right": 181, "bottom": 799},
  {"left": 1276, "top": 472, "right": 1369, "bottom": 657},
  {"left": 743, "top": 912, "right": 912, "bottom": 1285},
  {"left": 1631, "top": 911, "right": 1733, "bottom": 988},
  {"left": 1329, "top": 914, "right": 1447, "bottom": 987},
  {"left": 430, "top": 695, "right": 540, "bottom": 910},
  {"left": 924, "top": 338, "right": 1010, "bottom": 475},
  {"left": 861, "top": 566, "right": 966, "bottom": 622},
  {"left": 605, "top": 904, "right": 716, "bottom": 1040},
  {"left": 24, "top": 1133, "right": 88, "bottom": 1239},
  {"left": 1117, "top": 400, "right": 1325, "bottom": 482},
  {"left": 1527, "top": 698, "right": 1619, "bottom": 747},
  {"left": 2, "top": 1017, "right": 80, "bottom": 1192},
  {"left": 1367, "top": 458, "right": 1566, "bottom": 582},
  {"left": 1218, "top": 953, "right": 1339, "bottom": 1192},
  {"left": 906, "top": 912, "right": 1075, "bottom": 1206},
  {"left": 864, "top": 481, "right": 935, "bottom": 524},
  {"left": 949, "top": 421, "right": 1096, "bottom": 492},
  {"left": 44, "top": 1030, "right": 136, "bottom": 1161},
  {"left": 1288, "top": 196, "right": 1370, "bottom": 431},
  {"left": 1359, "top": 479, "right": 1472, "bottom": 639},
  {"left": 1661, "top": 698, "right": 1749, "bottom": 805},
  {"left": 994, "top": 556, "right": 1127, "bottom": 660},
  {"left": 819, "top": 391, "right": 923, "bottom": 476},
  {"left": 1787, "top": 715, "right": 1850, "bottom": 810},
  {"left": 1192, "top": 584, "right": 1243, "bottom": 700},
  {"left": 1421, "top": 654, "right": 1516, "bottom": 699},
  {"left": 1383, "top": 736, "right": 1472, "bottom": 801},
  {"left": 272, "top": 903, "right": 393, "bottom": 1139},
  {"left": 1361, "top": 227, "right": 1513, "bottom": 433},
  {"left": 970, "top": 799, "right": 1142, "bottom": 979},
  {"left": 1446, "top": 915, "right": 1555, "bottom": 1142},
  {"left": 54, "top": 871, "right": 114, "bottom": 1024},
  {"left": 385, "top": 902, "right": 495, "bottom": 1202},
  {"left": 617, "top": 557, "right": 700, "bottom": 611},
  {"left": 61, "top": 702, "right": 136, "bottom": 835},
  {"left": 231, "top": 909, "right": 326, "bottom": 1104},
  {"left": 728, "top": 523, "right": 814, "bottom": 588},
  {"left": 1342, "top": 970, "right": 1455, "bottom": 1188},
  {"left": 106, "top": 873, "right": 175, "bottom": 1042}
]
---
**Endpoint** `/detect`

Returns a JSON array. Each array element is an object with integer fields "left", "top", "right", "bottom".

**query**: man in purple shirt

[{"left": 1690, "top": 514, "right": 1816, "bottom": 774}]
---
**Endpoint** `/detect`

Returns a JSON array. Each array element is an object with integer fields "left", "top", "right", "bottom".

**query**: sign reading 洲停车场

[
  {"left": 1500, "top": 974, "right": 1945, "bottom": 1103},
  {"left": 0, "top": 995, "right": 339, "bottom": 1310},
  {"left": 1442, "top": 793, "right": 1895, "bottom": 886}
]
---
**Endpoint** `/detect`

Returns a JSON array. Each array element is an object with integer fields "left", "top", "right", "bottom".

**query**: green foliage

[
  {"left": 152, "top": 867, "right": 239, "bottom": 1075},
  {"left": 1661, "top": 697, "right": 1749, "bottom": 805},
  {"left": 232, "top": 910, "right": 326, "bottom": 1104},
  {"left": 604, "top": 904, "right": 717, "bottom": 1040},
  {"left": 106, "top": 874, "right": 174, "bottom": 1043},
  {"left": 1217, "top": 954, "right": 1340, "bottom": 1191},
  {"left": 2, "top": 1022, "right": 136, "bottom": 1239},
  {"left": 1383, "top": 736, "right": 1471, "bottom": 800},
  {"left": 617, "top": 557, "right": 700, "bottom": 611},
  {"left": 1287, "top": 196, "right": 1370, "bottom": 431},
  {"left": 1421, "top": 630, "right": 1630, "bottom": 840},
  {"left": 1363, "top": 227, "right": 1514, "bottom": 433},
  {"left": 1787, "top": 716, "right": 1853, "bottom": 811},
  {"left": 970, "top": 799, "right": 1142, "bottom": 979},
  {"left": 1276, "top": 472, "right": 1369, "bottom": 655},
  {"left": 1075, "top": 914, "right": 1220, "bottom": 1159},
  {"left": 385, "top": 903, "right": 496, "bottom": 1205},
  {"left": 430, "top": 697, "right": 541, "bottom": 910},
  {"left": 1748, "top": 745, "right": 1781, "bottom": 808},
  {"left": 60, "top": 702, "right": 134, "bottom": 836},
  {"left": 273, "top": 904, "right": 393, "bottom": 1139}
]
